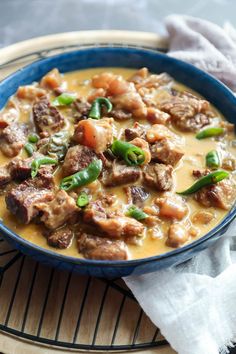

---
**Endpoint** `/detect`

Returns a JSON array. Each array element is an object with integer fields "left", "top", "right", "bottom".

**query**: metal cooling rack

[{"left": 0, "top": 236, "right": 167, "bottom": 351}]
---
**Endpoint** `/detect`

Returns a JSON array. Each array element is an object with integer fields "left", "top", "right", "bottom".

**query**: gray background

[{"left": 0, "top": 0, "right": 234, "bottom": 48}]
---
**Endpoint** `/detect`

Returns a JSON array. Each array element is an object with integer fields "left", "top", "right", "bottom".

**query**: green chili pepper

[
  {"left": 88, "top": 97, "right": 112, "bottom": 119},
  {"left": 24, "top": 143, "right": 35, "bottom": 157},
  {"left": 31, "top": 157, "right": 58, "bottom": 178},
  {"left": 77, "top": 192, "right": 89, "bottom": 207},
  {"left": 111, "top": 140, "right": 145, "bottom": 166},
  {"left": 196, "top": 127, "right": 224, "bottom": 139},
  {"left": 52, "top": 93, "right": 77, "bottom": 106},
  {"left": 126, "top": 205, "right": 148, "bottom": 221},
  {"left": 28, "top": 133, "right": 39, "bottom": 144},
  {"left": 206, "top": 150, "right": 220, "bottom": 169},
  {"left": 60, "top": 159, "right": 102, "bottom": 191},
  {"left": 177, "top": 170, "right": 229, "bottom": 195}
]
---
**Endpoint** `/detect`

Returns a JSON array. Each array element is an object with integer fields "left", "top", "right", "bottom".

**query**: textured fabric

[{"left": 125, "top": 15, "right": 236, "bottom": 354}]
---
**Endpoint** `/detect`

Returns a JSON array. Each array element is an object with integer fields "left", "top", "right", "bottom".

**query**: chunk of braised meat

[
  {"left": 133, "top": 71, "right": 172, "bottom": 89},
  {"left": 7, "top": 153, "right": 45, "bottom": 180},
  {"left": 109, "top": 109, "right": 132, "bottom": 120},
  {"left": 0, "top": 122, "right": 28, "bottom": 157},
  {"left": 102, "top": 161, "right": 141, "bottom": 187},
  {"left": 128, "top": 67, "right": 149, "bottom": 84},
  {"left": 0, "top": 99, "right": 19, "bottom": 129},
  {"left": 110, "top": 87, "right": 147, "bottom": 119},
  {"left": 193, "top": 171, "right": 236, "bottom": 210},
  {"left": 91, "top": 72, "right": 147, "bottom": 119},
  {"left": 77, "top": 232, "right": 128, "bottom": 260},
  {"left": 73, "top": 118, "right": 113, "bottom": 153},
  {"left": 220, "top": 121, "right": 235, "bottom": 132},
  {"left": 108, "top": 78, "right": 147, "bottom": 118},
  {"left": 62, "top": 145, "right": 98, "bottom": 177},
  {"left": 191, "top": 210, "right": 215, "bottom": 225},
  {"left": 0, "top": 165, "right": 11, "bottom": 186},
  {"left": 45, "top": 225, "right": 73, "bottom": 249},
  {"left": 87, "top": 88, "right": 106, "bottom": 103},
  {"left": 37, "top": 190, "right": 78, "bottom": 229},
  {"left": 222, "top": 153, "right": 236, "bottom": 171},
  {"left": 124, "top": 122, "right": 146, "bottom": 141},
  {"left": 155, "top": 193, "right": 188, "bottom": 220},
  {"left": 150, "top": 139, "right": 184, "bottom": 166},
  {"left": 177, "top": 113, "right": 210, "bottom": 132},
  {"left": 146, "top": 124, "right": 183, "bottom": 144},
  {"left": 33, "top": 96, "right": 64, "bottom": 134},
  {"left": 91, "top": 216, "right": 144, "bottom": 239},
  {"left": 83, "top": 200, "right": 144, "bottom": 238},
  {"left": 73, "top": 98, "right": 91, "bottom": 122},
  {"left": 166, "top": 224, "right": 189, "bottom": 248},
  {"left": 143, "top": 163, "right": 173, "bottom": 191},
  {"left": 92, "top": 72, "right": 116, "bottom": 90},
  {"left": 160, "top": 93, "right": 212, "bottom": 132},
  {"left": 124, "top": 185, "right": 149, "bottom": 206},
  {"left": 146, "top": 107, "right": 170, "bottom": 125},
  {"left": 40, "top": 69, "right": 62, "bottom": 90},
  {"left": 17, "top": 85, "right": 46, "bottom": 101},
  {"left": 5, "top": 176, "right": 54, "bottom": 224}
]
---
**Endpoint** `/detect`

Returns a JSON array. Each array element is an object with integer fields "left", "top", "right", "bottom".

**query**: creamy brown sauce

[{"left": 0, "top": 67, "right": 235, "bottom": 260}]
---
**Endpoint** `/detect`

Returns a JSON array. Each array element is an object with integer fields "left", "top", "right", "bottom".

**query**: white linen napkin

[{"left": 125, "top": 15, "right": 236, "bottom": 354}]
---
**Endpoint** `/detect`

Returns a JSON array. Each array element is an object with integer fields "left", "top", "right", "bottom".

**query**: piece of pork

[
  {"left": 0, "top": 122, "right": 28, "bottom": 157},
  {"left": 150, "top": 139, "right": 184, "bottom": 166},
  {"left": 45, "top": 225, "right": 73, "bottom": 249},
  {"left": 78, "top": 232, "right": 128, "bottom": 260},
  {"left": 155, "top": 193, "right": 188, "bottom": 220},
  {"left": 33, "top": 96, "right": 64, "bottom": 134},
  {"left": 124, "top": 185, "right": 149, "bottom": 206},
  {"left": 160, "top": 92, "right": 212, "bottom": 132},
  {"left": 166, "top": 224, "right": 189, "bottom": 248},
  {"left": 62, "top": 145, "right": 98, "bottom": 177},
  {"left": 194, "top": 175, "right": 236, "bottom": 210},
  {"left": 37, "top": 190, "right": 78, "bottom": 229},
  {"left": 102, "top": 161, "right": 141, "bottom": 187},
  {"left": 5, "top": 176, "right": 54, "bottom": 224},
  {"left": 143, "top": 163, "right": 173, "bottom": 191},
  {"left": 40, "top": 69, "right": 62, "bottom": 90},
  {"left": 73, "top": 118, "right": 113, "bottom": 153},
  {"left": 83, "top": 200, "right": 144, "bottom": 239}
]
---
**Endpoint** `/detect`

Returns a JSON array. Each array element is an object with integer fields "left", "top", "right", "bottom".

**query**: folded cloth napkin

[{"left": 125, "top": 15, "right": 236, "bottom": 354}]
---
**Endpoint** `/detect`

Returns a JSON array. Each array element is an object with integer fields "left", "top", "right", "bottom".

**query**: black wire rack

[
  {"left": 0, "top": 236, "right": 167, "bottom": 351},
  {"left": 0, "top": 41, "right": 168, "bottom": 352}
]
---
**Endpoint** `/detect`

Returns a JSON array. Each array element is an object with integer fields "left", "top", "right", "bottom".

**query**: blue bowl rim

[{"left": 0, "top": 46, "right": 235, "bottom": 268}]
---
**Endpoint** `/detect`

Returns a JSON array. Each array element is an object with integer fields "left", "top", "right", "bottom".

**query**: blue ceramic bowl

[{"left": 0, "top": 47, "right": 235, "bottom": 277}]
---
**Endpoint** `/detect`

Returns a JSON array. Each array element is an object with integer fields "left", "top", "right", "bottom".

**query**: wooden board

[{"left": 0, "top": 30, "right": 175, "bottom": 354}]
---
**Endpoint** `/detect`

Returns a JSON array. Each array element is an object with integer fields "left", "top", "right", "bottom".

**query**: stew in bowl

[{"left": 0, "top": 64, "right": 235, "bottom": 262}]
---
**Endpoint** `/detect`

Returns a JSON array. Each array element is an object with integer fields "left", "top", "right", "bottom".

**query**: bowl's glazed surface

[{"left": 0, "top": 47, "right": 235, "bottom": 277}]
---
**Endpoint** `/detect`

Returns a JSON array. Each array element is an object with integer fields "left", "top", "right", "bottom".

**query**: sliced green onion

[
  {"left": 28, "top": 133, "right": 39, "bottom": 144},
  {"left": 177, "top": 170, "right": 229, "bottom": 195},
  {"left": 77, "top": 192, "right": 89, "bottom": 207},
  {"left": 88, "top": 97, "right": 112, "bottom": 119},
  {"left": 31, "top": 157, "right": 58, "bottom": 178},
  {"left": 196, "top": 127, "right": 224, "bottom": 139},
  {"left": 52, "top": 93, "right": 77, "bottom": 106},
  {"left": 206, "top": 150, "right": 220, "bottom": 169},
  {"left": 126, "top": 205, "right": 148, "bottom": 221},
  {"left": 24, "top": 143, "right": 35, "bottom": 157}
]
